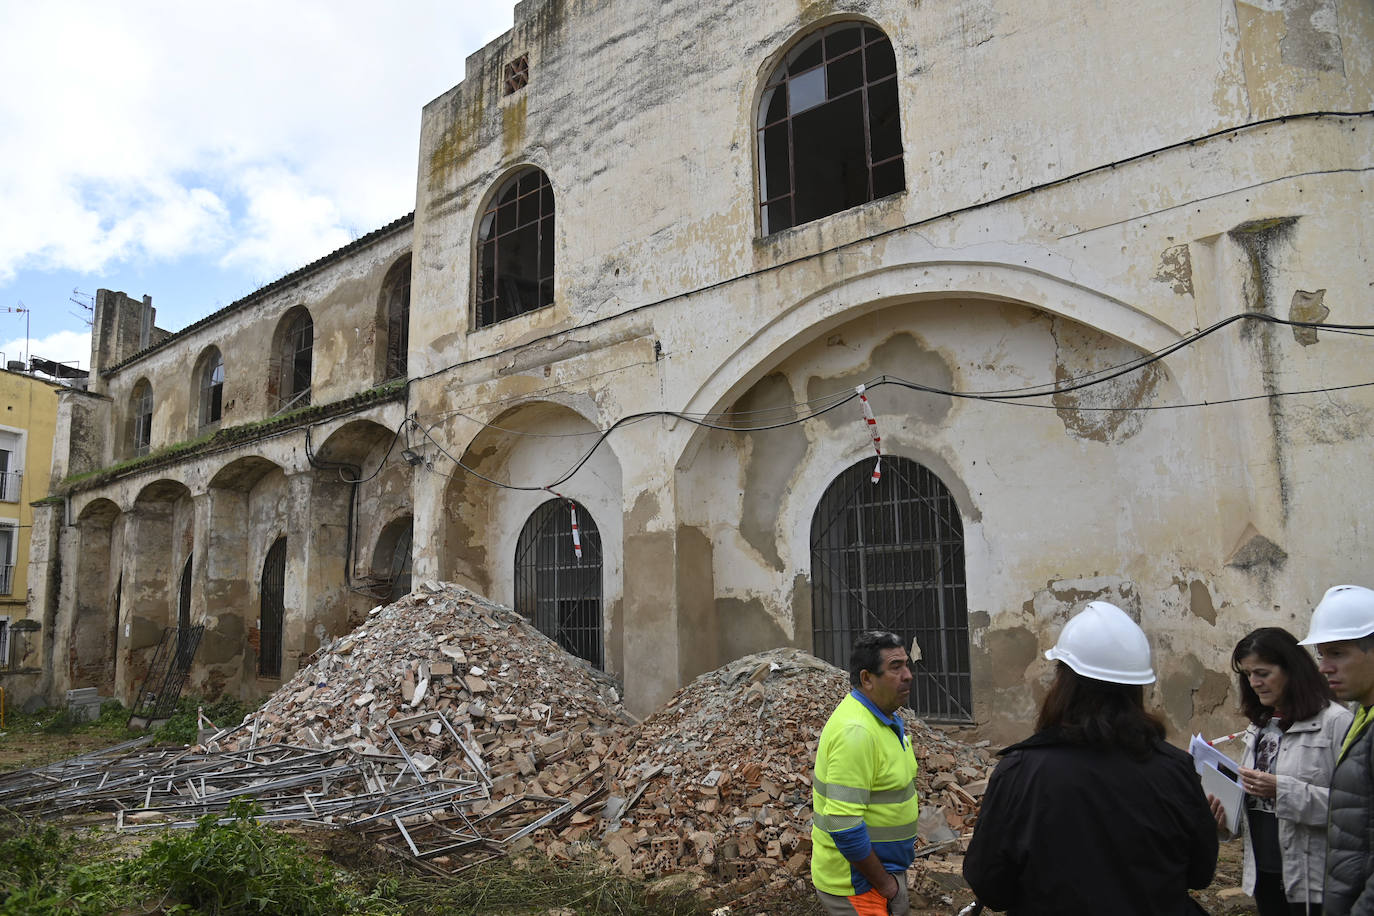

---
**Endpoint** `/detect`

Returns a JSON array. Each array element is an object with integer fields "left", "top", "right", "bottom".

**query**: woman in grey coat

[{"left": 1210, "top": 627, "right": 1353, "bottom": 916}]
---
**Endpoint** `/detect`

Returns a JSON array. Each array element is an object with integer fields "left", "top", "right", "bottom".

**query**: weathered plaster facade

[{"left": 33, "top": 0, "right": 1374, "bottom": 742}]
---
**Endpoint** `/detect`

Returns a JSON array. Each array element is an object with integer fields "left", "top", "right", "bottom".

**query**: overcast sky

[{"left": 0, "top": 1, "right": 516, "bottom": 377}]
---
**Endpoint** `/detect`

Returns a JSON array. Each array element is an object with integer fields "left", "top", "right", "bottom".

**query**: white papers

[{"left": 1191, "top": 733, "right": 1244, "bottom": 834}]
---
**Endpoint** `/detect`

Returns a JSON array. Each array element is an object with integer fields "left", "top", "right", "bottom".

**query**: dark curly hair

[
  {"left": 1232, "top": 626, "right": 1333, "bottom": 729},
  {"left": 848, "top": 630, "right": 905, "bottom": 688}
]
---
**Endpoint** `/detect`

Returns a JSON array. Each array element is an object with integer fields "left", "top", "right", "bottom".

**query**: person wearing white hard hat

[
  {"left": 1298, "top": 585, "right": 1374, "bottom": 916},
  {"left": 962, "top": 601, "right": 1217, "bottom": 915}
]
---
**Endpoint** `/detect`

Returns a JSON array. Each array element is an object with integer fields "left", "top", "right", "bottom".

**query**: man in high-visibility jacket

[{"left": 812, "top": 630, "right": 919, "bottom": 916}]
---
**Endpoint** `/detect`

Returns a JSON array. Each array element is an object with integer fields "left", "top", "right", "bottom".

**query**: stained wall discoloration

[
  {"left": 1188, "top": 579, "right": 1217, "bottom": 626},
  {"left": 1154, "top": 244, "right": 1195, "bottom": 296},
  {"left": 1289, "top": 288, "right": 1329, "bottom": 345},
  {"left": 1051, "top": 317, "right": 1163, "bottom": 443},
  {"left": 717, "top": 596, "right": 793, "bottom": 659},
  {"left": 734, "top": 373, "right": 805, "bottom": 570},
  {"left": 676, "top": 524, "right": 720, "bottom": 681},
  {"left": 1159, "top": 651, "right": 1232, "bottom": 738},
  {"left": 806, "top": 332, "right": 954, "bottom": 429},
  {"left": 1227, "top": 524, "right": 1289, "bottom": 573},
  {"left": 984, "top": 626, "right": 1038, "bottom": 690}
]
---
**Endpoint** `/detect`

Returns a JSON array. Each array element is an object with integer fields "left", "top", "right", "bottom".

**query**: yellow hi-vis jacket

[{"left": 811, "top": 691, "right": 920, "bottom": 896}]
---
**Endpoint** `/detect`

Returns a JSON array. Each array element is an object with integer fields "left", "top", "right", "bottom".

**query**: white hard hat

[
  {"left": 1298, "top": 585, "right": 1374, "bottom": 645},
  {"left": 1045, "top": 600, "right": 1156, "bottom": 685}
]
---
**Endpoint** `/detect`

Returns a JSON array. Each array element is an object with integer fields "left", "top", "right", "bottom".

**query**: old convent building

[{"left": 25, "top": 0, "right": 1374, "bottom": 741}]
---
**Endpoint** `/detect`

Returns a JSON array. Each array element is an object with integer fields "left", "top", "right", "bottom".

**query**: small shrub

[
  {"left": 131, "top": 797, "right": 394, "bottom": 915},
  {"left": 153, "top": 694, "right": 260, "bottom": 745}
]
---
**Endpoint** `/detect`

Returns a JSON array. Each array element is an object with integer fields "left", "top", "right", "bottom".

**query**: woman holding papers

[{"left": 1210, "top": 627, "right": 1352, "bottom": 916}]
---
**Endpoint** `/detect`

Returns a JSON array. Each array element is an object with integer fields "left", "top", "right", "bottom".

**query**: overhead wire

[{"left": 387, "top": 311, "right": 1374, "bottom": 493}]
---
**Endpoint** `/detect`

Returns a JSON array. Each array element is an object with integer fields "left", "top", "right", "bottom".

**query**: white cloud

[
  {"left": 0, "top": 1, "right": 514, "bottom": 284},
  {"left": 0, "top": 330, "right": 92, "bottom": 373}
]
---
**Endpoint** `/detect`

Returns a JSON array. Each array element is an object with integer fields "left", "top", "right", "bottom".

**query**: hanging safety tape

[
  {"left": 544, "top": 487, "right": 583, "bottom": 560},
  {"left": 856, "top": 384, "right": 882, "bottom": 484}
]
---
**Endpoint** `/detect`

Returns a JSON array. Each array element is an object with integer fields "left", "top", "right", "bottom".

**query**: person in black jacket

[{"left": 962, "top": 601, "right": 1218, "bottom": 915}]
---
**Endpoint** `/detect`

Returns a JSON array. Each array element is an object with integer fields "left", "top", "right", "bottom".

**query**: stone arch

[
  {"left": 441, "top": 399, "right": 625, "bottom": 676},
  {"left": 199, "top": 455, "right": 285, "bottom": 698},
  {"left": 69, "top": 498, "right": 123, "bottom": 694},
  {"left": 315, "top": 417, "right": 413, "bottom": 622},
  {"left": 678, "top": 260, "right": 1180, "bottom": 427},
  {"left": 370, "top": 514, "right": 414, "bottom": 603},
  {"left": 119, "top": 479, "right": 194, "bottom": 699}
]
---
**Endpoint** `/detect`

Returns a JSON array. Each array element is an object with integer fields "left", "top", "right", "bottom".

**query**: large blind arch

[
  {"left": 810, "top": 456, "right": 971, "bottom": 721},
  {"left": 514, "top": 499, "right": 603, "bottom": 669},
  {"left": 757, "top": 19, "right": 905, "bottom": 234}
]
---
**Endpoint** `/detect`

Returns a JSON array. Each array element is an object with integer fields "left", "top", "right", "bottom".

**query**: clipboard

[{"left": 1190, "top": 733, "right": 1244, "bottom": 834}]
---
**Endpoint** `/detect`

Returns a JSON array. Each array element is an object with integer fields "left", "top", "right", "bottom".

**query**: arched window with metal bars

[
  {"left": 757, "top": 21, "right": 905, "bottom": 235},
  {"left": 259, "top": 536, "right": 286, "bottom": 678},
  {"left": 514, "top": 499, "right": 603, "bottom": 669},
  {"left": 810, "top": 456, "right": 971, "bottom": 721},
  {"left": 475, "top": 167, "right": 554, "bottom": 329}
]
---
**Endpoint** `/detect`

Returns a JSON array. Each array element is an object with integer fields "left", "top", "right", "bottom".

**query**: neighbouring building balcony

[{"left": 0, "top": 564, "right": 12, "bottom": 596}]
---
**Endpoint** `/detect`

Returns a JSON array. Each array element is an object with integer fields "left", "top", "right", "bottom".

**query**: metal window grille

[
  {"left": 200, "top": 352, "right": 224, "bottom": 426},
  {"left": 177, "top": 554, "right": 193, "bottom": 634},
  {"left": 0, "top": 565, "right": 11, "bottom": 597},
  {"left": 514, "top": 499, "right": 603, "bottom": 669},
  {"left": 284, "top": 313, "right": 313, "bottom": 408},
  {"left": 132, "top": 384, "right": 153, "bottom": 456},
  {"left": 503, "top": 54, "right": 529, "bottom": 95},
  {"left": 757, "top": 22, "right": 905, "bottom": 234},
  {"left": 259, "top": 536, "right": 287, "bottom": 678},
  {"left": 129, "top": 624, "right": 204, "bottom": 722},
  {"left": 475, "top": 168, "right": 554, "bottom": 328},
  {"left": 384, "top": 258, "right": 411, "bottom": 380},
  {"left": 810, "top": 457, "right": 972, "bottom": 722}
]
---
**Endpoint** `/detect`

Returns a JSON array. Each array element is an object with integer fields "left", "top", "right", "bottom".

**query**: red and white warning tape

[{"left": 856, "top": 384, "right": 882, "bottom": 483}]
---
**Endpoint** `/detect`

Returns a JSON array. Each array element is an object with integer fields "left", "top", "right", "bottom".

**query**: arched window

[
  {"left": 810, "top": 457, "right": 970, "bottom": 721},
  {"left": 176, "top": 553, "right": 195, "bottom": 666},
  {"left": 130, "top": 379, "right": 153, "bottom": 456},
  {"left": 196, "top": 348, "right": 224, "bottom": 429},
  {"left": 371, "top": 515, "right": 413, "bottom": 602},
  {"left": 259, "top": 536, "right": 286, "bottom": 678},
  {"left": 758, "top": 21, "right": 904, "bottom": 234},
  {"left": 475, "top": 167, "right": 554, "bottom": 329},
  {"left": 514, "top": 499, "right": 602, "bottom": 668},
  {"left": 278, "top": 309, "right": 313, "bottom": 410},
  {"left": 381, "top": 255, "right": 411, "bottom": 380}
]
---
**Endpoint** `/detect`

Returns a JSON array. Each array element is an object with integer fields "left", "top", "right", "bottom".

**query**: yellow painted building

[{"left": 0, "top": 367, "right": 62, "bottom": 668}]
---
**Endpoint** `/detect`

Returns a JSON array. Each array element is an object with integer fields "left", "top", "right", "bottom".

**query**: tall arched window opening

[
  {"left": 131, "top": 379, "right": 153, "bottom": 456},
  {"left": 514, "top": 499, "right": 602, "bottom": 668},
  {"left": 259, "top": 537, "right": 287, "bottom": 678},
  {"left": 196, "top": 349, "right": 224, "bottom": 430},
  {"left": 758, "top": 22, "right": 904, "bottom": 234},
  {"left": 381, "top": 255, "right": 411, "bottom": 380},
  {"left": 810, "top": 457, "right": 970, "bottom": 721},
  {"left": 475, "top": 167, "right": 555, "bottom": 329},
  {"left": 176, "top": 553, "right": 194, "bottom": 666},
  {"left": 371, "top": 516, "right": 413, "bottom": 603},
  {"left": 279, "top": 310, "right": 313, "bottom": 410}
]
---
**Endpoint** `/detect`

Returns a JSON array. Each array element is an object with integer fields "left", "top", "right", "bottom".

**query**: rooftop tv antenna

[{"left": 0, "top": 304, "right": 28, "bottom": 367}]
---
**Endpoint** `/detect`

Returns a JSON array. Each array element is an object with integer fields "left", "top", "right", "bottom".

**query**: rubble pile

[
  {"left": 220, "top": 582, "right": 631, "bottom": 824},
  {"left": 589, "top": 648, "right": 997, "bottom": 903}
]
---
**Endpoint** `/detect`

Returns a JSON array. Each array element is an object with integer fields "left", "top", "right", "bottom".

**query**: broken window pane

[
  {"left": 383, "top": 255, "right": 411, "bottom": 380},
  {"left": 757, "top": 21, "right": 906, "bottom": 235}
]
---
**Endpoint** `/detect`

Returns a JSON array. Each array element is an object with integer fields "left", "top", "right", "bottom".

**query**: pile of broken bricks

[
  {"left": 5, "top": 581, "right": 998, "bottom": 906},
  {"left": 587, "top": 647, "right": 997, "bottom": 906}
]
